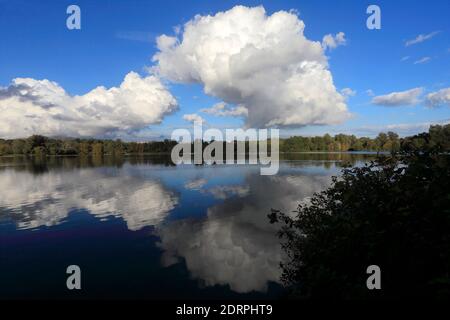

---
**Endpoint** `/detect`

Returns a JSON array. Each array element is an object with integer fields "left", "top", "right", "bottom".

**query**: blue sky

[{"left": 0, "top": 0, "right": 449, "bottom": 139}]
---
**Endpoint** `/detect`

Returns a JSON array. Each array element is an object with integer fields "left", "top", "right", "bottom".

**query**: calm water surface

[{"left": 0, "top": 154, "right": 375, "bottom": 299}]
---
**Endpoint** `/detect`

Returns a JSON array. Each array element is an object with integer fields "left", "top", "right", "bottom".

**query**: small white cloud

[
  {"left": 366, "top": 89, "right": 375, "bottom": 97},
  {"left": 405, "top": 31, "right": 440, "bottom": 47},
  {"left": 340, "top": 88, "right": 356, "bottom": 98},
  {"left": 414, "top": 57, "right": 431, "bottom": 64},
  {"left": 371, "top": 87, "right": 423, "bottom": 106},
  {"left": 183, "top": 113, "right": 205, "bottom": 123},
  {"left": 400, "top": 56, "right": 410, "bottom": 61},
  {"left": 200, "top": 102, "right": 248, "bottom": 117},
  {"left": 322, "top": 32, "right": 346, "bottom": 50},
  {"left": 425, "top": 87, "right": 450, "bottom": 108}
]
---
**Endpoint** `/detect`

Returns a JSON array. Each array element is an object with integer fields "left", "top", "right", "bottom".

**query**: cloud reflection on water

[
  {"left": 0, "top": 168, "right": 178, "bottom": 230},
  {"left": 156, "top": 172, "right": 332, "bottom": 293},
  {"left": 0, "top": 157, "right": 341, "bottom": 294}
]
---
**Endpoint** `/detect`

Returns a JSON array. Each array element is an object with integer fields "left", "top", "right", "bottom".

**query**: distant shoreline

[{"left": 0, "top": 151, "right": 386, "bottom": 158}]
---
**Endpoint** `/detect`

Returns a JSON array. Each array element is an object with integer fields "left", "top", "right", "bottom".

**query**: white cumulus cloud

[
  {"left": 0, "top": 72, "right": 178, "bottom": 139},
  {"left": 371, "top": 87, "right": 423, "bottom": 106},
  {"left": 425, "top": 88, "right": 450, "bottom": 108},
  {"left": 200, "top": 102, "right": 248, "bottom": 117},
  {"left": 152, "top": 5, "right": 350, "bottom": 128}
]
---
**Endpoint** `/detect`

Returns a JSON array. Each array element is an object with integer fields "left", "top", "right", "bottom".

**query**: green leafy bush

[{"left": 270, "top": 150, "right": 450, "bottom": 299}]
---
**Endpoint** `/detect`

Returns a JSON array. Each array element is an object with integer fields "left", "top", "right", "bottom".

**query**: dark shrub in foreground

[{"left": 269, "top": 151, "right": 450, "bottom": 299}]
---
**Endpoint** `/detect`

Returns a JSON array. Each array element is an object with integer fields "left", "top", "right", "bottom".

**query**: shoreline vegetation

[
  {"left": 270, "top": 124, "right": 450, "bottom": 299},
  {"left": 0, "top": 124, "right": 448, "bottom": 157}
]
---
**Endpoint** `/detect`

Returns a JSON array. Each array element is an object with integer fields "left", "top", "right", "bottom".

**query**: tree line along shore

[{"left": 0, "top": 124, "right": 448, "bottom": 156}]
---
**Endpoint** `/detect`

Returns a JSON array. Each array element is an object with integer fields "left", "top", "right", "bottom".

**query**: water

[{"left": 0, "top": 153, "right": 375, "bottom": 299}]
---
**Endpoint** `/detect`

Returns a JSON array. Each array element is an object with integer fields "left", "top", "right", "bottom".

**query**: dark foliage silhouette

[{"left": 269, "top": 125, "right": 450, "bottom": 299}]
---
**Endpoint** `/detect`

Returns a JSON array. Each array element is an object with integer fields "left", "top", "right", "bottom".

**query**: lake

[{"left": 0, "top": 153, "right": 376, "bottom": 299}]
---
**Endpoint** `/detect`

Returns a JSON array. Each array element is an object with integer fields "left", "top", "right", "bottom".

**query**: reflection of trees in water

[
  {"left": 0, "top": 153, "right": 375, "bottom": 175},
  {"left": 126, "top": 155, "right": 176, "bottom": 167},
  {"left": 0, "top": 155, "right": 179, "bottom": 175},
  {"left": 156, "top": 173, "right": 332, "bottom": 293},
  {"left": 281, "top": 152, "right": 377, "bottom": 168}
]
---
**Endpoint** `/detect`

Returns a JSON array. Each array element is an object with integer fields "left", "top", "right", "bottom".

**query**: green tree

[
  {"left": 92, "top": 142, "right": 104, "bottom": 156},
  {"left": 375, "top": 132, "right": 388, "bottom": 151},
  {"left": 79, "top": 142, "right": 90, "bottom": 156},
  {"left": 428, "top": 124, "right": 450, "bottom": 151},
  {"left": 33, "top": 146, "right": 47, "bottom": 157},
  {"left": 103, "top": 140, "right": 114, "bottom": 155},
  {"left": 270, "top": 140, "right": 450, "bottom": 299},
  {"left": 387, "top": 131, "right": 400, "bottom": 152},
  {"left": 45, "top": 140, "right": 62, "bottom": 155},
  {"left": 113, "top": 139, "right": 124, "bottom": 156},
  {"left": 12, "top": 139, "right": 25, "bottom": 155},
  {"left": 61, "top": 140, "right": 79, "bottom": 155},
  {"left": 0, "top": 140, "right": 12, "bottom": 155}
]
